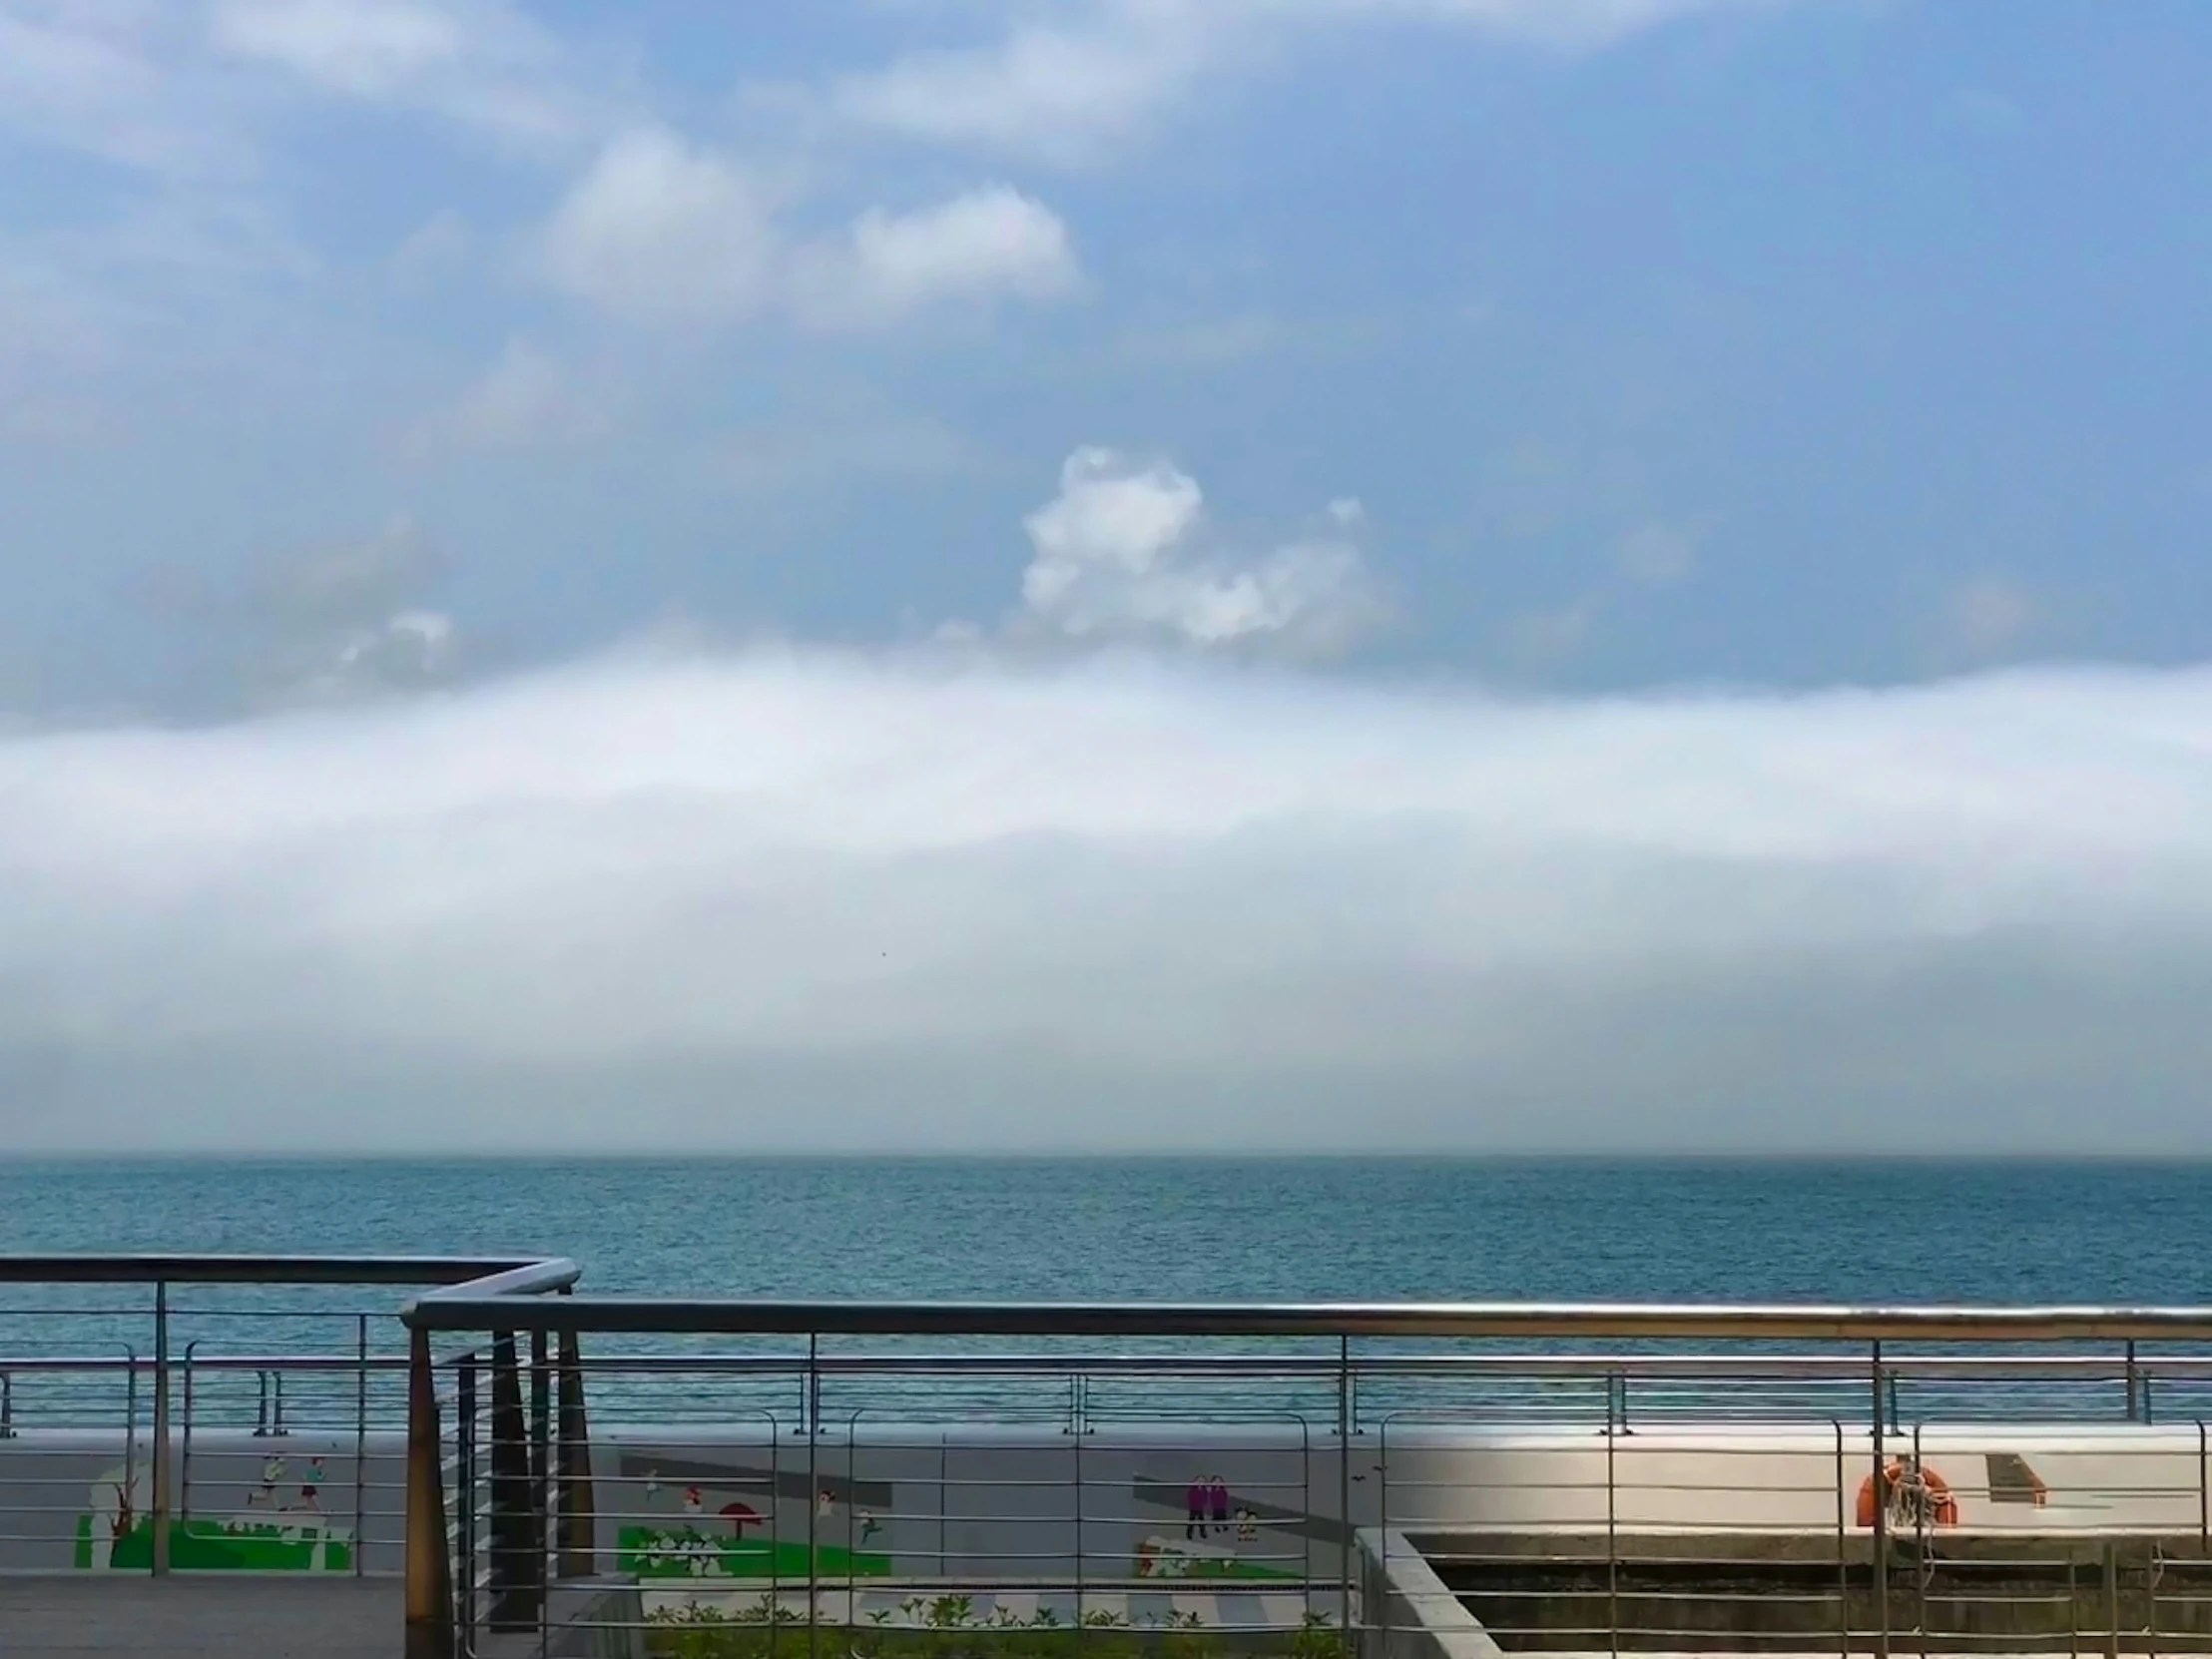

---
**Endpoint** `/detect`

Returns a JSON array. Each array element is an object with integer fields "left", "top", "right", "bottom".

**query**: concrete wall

[{"left": 2, "top": 1419, "right": 2204, "bottom": 1588}]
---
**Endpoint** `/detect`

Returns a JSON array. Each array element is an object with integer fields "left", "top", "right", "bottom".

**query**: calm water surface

[{"left": 0, "top": 1157, "right": 2200, "bottom": 1304}]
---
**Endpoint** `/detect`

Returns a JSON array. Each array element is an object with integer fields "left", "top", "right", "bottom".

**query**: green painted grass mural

[
  {"left": 621, "top": 1525, "right": 892, "bottom": 1580},
  {"left": 75, "top": 1515, "right": 352, "bottom": 1572}
]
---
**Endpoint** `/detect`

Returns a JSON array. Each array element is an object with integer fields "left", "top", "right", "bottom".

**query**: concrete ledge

[
  {"left": 1357, "top": 1527, "right": 1507, "bottom": 1659},
  {"left": 472, "top": 1576, "right": 647, "bottom": 1659}
]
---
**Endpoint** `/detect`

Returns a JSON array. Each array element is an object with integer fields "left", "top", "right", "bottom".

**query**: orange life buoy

[{"left": 1856, "top": 1459, "right": 1958, "bottom": 1528}]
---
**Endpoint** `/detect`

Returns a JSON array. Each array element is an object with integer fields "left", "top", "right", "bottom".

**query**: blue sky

[
  {"left": 6, "top": 1, "right": 2212, "bottom": 1152},
  {"left": 6, "top": 0, "right": 2207, "bottom": 707}
]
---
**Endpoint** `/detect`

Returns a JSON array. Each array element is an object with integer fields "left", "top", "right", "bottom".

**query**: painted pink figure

[
  {"left": 1184, "top": 1476, "right": 1206, "bottom": 1540},
  {"left": 1209, "top": 1476, "right": 1230, "bottom": 1536}
]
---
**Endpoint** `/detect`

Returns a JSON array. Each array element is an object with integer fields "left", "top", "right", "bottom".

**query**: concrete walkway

[{"left": 0, "top": 1575, "right": 400, "bottom": 1657}]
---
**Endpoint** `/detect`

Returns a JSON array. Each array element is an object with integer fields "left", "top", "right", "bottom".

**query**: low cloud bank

[{"left": 5, "top": 650, "right": 2211, "bottom": 1152}]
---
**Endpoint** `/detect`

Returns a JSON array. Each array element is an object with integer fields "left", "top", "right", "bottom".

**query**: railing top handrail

[
  {"left": 0, "top": 1253, "right": 578, "bottom": 1291},
  {"left": 8, "top": 1347, "right": 2212, "bottom": 1376},
  {"left": 397, "top": 1297, "right": 2212, "bottom": 1342}
]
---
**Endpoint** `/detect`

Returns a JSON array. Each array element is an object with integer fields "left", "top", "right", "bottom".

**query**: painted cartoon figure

[
  {"left": 1236, "top": 1506, "right": 1258, "bottom": 1542},
  {"left": 1185, "top": 1475, "right": 1206, "bottom": 1540},
  {"left": 298, "top": 1457, "right": 325, "bottom": 1514},
  {"left": 252, "top": 1455, "right": 286, "bottom": 1510},
  {"left": 1208, "top": 1474, "right": 1231, "bottom": 1537}
]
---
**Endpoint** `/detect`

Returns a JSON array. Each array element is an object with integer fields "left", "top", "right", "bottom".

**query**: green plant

[{"left": 643, "top": 1591, "right": 1343, "bottom": 1659}]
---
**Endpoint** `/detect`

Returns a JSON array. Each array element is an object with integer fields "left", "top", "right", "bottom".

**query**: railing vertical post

[
  {"left": 529, "top": 1328, "right": 551, "bottom": 1595},
  {"left": 2126, "top": 1343, "right": 2142, "bottom": 1422},
  {"left": 2102, "top": 1540, "right": 2120, "bottom": 1659},
  {"left": 2198, "top": 1419, "right": 2208, "bottom": 1547},
  {"left": 404, "top": 1325, "right": 455, "bottom": 1659},
  {"left": 459, "top": 1354, "right": 479, "bottom": 1645},
  {"left": 354, "top": 1315, "right": 369, "bottom": 1579},
  {"left": 1340, "top": 1333, "right": 1354, "bottom": 1643},
  {"left": 1835, "top": 1420, "right": 1849, "bottom": 1658},
  {"left": 1872, "top": 1340, "right": 1890, "bottom": 1659},
  {"left": 1074, "top": 1405, "right": 1087, "bottom": 1648},
  {"left": 1606, "top": 1403, "right": 1619, "bottom": 1659},
  {"left": 151, "top": 1278, "right": 170, "bottom": 1576},
  {"left": 556, "top": 1326, "right": 596, "bottom": 1579},
  {"left": 808, "top": 1331, "right": 821, "bottom": 1659},
  {"left": 487, "top": 1332, "right": 541, "bottom": 1631},
  {"left": 180, "top": 1344, "right": 195, "bottom": 1532}
]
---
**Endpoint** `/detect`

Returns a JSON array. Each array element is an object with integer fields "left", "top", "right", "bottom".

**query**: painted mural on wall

[
  {"left": 604, "top": 1447, "right": 1318, "bottom": 1587},
  {"left": 72, "top": 1453, "right": 352, "bottom": 1571},
  {"left": 1130, "top": 1471, "right": 1304, "bottom": 1580},
  {"left": 615, "top": 1463, "right": 892, "bottom": 1581}
]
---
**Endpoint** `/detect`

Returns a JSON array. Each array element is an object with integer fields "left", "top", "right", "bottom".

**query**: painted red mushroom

[{"left": 720, "top": 1501, "right": 761, "bottom": 1537}]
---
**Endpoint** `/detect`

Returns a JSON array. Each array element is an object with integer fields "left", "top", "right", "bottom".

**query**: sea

[
  {"left": 2, "top": 1158, "right": 2207, "bottom": 1429},
  {"left": 1, "top": 1156, "right": 2205, "bottom": 1304}
]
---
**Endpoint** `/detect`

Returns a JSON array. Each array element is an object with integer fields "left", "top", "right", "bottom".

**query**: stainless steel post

[
  {"left": 1339, "top": 1334, "right": 1354, "bottom": 1641},
  {"left": 807, "top": 1332, "right": 821, "bottom": 1659},
  {"left": 1872, "top": 1340, "right": 1889, "bottom": 1659},
  {"left": 355, "top": 1315, "right": 369, "bottom": 1579},
  {"left": 151, "top": 1279, "right": 170, "bottom": 1576}
]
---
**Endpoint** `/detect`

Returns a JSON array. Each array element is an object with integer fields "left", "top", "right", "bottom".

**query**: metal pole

[
  {"left": 1074, "top": 1411, "right": 1086, "bottom": 1646},
  {"left": 1872, "top": 1340, "right": 1889, "bottom": 1659},
  {"left": 529, "top": 1328, "right": 551, "bottom": 1597},
  {"left": 1607, "top": 1407, "right": 1619, "bottom": 1659},
  {"left": 403, "top": 1327, "right": 456, "bottom": 1659},
  {"left": 486, "top": 1332, "right": 539, "bottom": 1630},
  {"left": 2199, "top": 1419, "right": 2208, "bottom": 1547},
  {"left": 1340, "top": 1333, "right": 1354, "bottom": 1642},
  {"left": 2102, "top": 1541, "right": 2120, "bottom": 1659},
  {"left": 808, "top": 1332, "right": 820, "bottom": 1659},
  {"left": 458, "top": 1354, "right": 479, "bottom": 1646},
  {"left": 180, "top": 1344, "right": 195, "bottom": 1533},
  {"left": 1835, "top": 1421, "right": 1849, "bottom": 1659},
  {"left": 151, "top": 1279, "right": 170, "bottom": 1576},
  {"left": 355, "top": 1315, "right": 369, "bottom": 1579},
  {"left": 556, "top": 1326, "right": 596, "bottom": 1579}
]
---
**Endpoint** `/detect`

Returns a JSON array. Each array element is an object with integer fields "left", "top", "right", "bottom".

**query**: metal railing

[
  {"left": 0, "top": 1255, "right": 576, "bottom": 1595},
  {"left": 394, "top": 1299, "right": 2212, "bottom": 1659},
  {"left": 16, "top": 1265, "right": 2212, "bottom": 1656}
]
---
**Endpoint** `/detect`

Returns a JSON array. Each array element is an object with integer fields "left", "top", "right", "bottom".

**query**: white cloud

[
  {"left": 537, "top": 127, "right": 1079, "bottom": 332},
  {"left": 707, "top": 410, "right": 981, "bottom": 494},
  {"left": 211, "top": 0, "right": 466, "bottom": 94},
  {"left": 824, "top": 0, "right": 1771, "bottom": 165},
  {"left": 0, "top": 2, "right": 249, "bottom": 177},
  {"left": 1619, "top": 522, "right": 1698, "bottom": 586},
  {"left": 390, "top": 208, "right": 473, "bottom": 284},
  {"left": 827, "top": 7, "right": 1215, "bottom": 168},
  {"left": 1015, "top": 447, "right": 1382, "bottom": 651},
  {"left": 404, "top": 337, "right": 613, "bottom": 454},
  {"left": 1946, "top": 577, "right": 2038, "bottom": 660},
  {"left": 208, "top": 0, "right": 594, "bottom": 148},
  {"left": 801, "top": 186, "right": 1080, "bottom": 327},
  {"left": 7, "top": 652, "right": 2212, "bottom": 1152},
  {"left": 136, "top": 517, "right": 470, "bottom": 710},
  {"left": 537, "top": 126, "right": 787, "bottom": 326}
]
